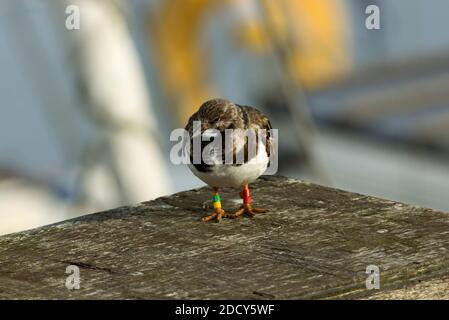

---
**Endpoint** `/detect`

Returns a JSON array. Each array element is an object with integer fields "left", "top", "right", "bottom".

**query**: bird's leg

[
  {"left": 228, "top": 184, "right": 267, "bottom": 218},
  {"left": 202, "top": 187, "right": 227, "bottom": 222}
]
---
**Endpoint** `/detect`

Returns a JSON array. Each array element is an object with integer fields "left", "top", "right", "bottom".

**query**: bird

[{"left": 184, "top": 98, "right": 273, "bottom": 222}]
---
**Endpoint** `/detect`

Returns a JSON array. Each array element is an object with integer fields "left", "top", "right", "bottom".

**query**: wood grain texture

[{"left": 1, "top": 175, "right": 449, "bottom": 299}]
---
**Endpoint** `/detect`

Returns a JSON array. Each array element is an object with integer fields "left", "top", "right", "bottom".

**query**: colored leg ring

[
  {"left": 212, "top": 193, "right": 222, "bottom": 209},
  {"left": 241, "top": 186, "right": 252, "bottom": 205}
]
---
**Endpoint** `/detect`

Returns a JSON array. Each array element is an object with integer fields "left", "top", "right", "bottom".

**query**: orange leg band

[{"left": 240, "top": 185, "right": 252, "bottom": 205}]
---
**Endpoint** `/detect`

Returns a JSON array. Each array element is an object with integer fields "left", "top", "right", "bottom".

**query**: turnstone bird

[{"left": 185, "top": 98, "right": 273, "bottom": 222}]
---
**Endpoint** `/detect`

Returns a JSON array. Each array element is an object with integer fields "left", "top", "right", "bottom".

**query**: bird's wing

[{"left": 236, "top": 104, "right": 273, "bottom": 159}]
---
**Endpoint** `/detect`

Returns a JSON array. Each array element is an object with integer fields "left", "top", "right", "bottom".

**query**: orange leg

[
  {"left": 202, "top": 187, "right": 227, "bottom": 222},
  {"left": 228, "top": 184, "right": 267, "bottom": 219}
]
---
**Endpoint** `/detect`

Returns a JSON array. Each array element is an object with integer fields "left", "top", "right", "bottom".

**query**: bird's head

[{"left": 197, "top": 98, "right": 239, "bottom": 131}]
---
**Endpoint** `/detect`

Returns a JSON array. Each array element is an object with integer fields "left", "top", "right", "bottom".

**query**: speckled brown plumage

[
  {"left": 185, "top": 98, "right": 273, "bottom": 172},
  {"left": 185, "top": 98, "right": 273, "bottom": 222}
]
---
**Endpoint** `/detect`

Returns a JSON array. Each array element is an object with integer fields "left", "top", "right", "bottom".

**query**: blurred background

[{"left": 1, "top": 0, "right": 449, "bottom": 235}]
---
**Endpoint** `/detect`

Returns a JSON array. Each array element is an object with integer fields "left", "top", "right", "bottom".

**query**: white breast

[{"left": 188, "top": 144, "right": 269, "bottom": 188}]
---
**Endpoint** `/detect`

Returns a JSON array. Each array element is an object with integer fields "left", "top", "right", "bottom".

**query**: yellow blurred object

[
  {"left": 239, "top": 0, "right": 351, "bottom": 88},
  {"left": 285, "top": 0, "right": 350, "bottom": 88},
  {"left": 236, "top": 19, "right": 271, "bottom": 52},
  {"left": 148, "top": 0, "right": 226, "bottom": 125},
  {"left": 148, "top": 0, "right": 351, "bottom": 125}
]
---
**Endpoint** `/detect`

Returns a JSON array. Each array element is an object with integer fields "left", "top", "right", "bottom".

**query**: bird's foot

[
  {"left": 202, "top": 208, "right": 227, "bottom": 222},
  {"left": 227, "top": 204, "right": 267, "bottom": 219}
]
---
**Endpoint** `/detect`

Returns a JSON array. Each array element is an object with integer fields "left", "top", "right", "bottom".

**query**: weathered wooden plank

[
  {"left": 368, "top": 277, "right": 449, "bottom": 299},
  {"left": 1, "top": 175, "right": 449, "bottom": 299}
]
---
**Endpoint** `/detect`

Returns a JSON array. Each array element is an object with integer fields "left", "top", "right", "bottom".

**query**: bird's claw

[
  {"left": 227, "top": 204, "right": 267, "bottom": 219},
  {"left": 202, "top": 208, "right": 227, "bottom": 222}
]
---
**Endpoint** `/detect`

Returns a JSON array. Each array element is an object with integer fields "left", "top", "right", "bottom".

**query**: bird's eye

[{"left": 211, "top": 117, "right": 220, "bottom": 123}]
